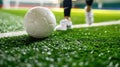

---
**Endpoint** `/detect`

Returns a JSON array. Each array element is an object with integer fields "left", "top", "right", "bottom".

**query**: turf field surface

[{"left": 0, "top": 8, "right": 120, "bottom": 67}]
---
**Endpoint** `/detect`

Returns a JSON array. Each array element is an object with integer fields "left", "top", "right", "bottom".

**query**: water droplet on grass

[
  {"left": 108, "top": 62, "right": 114, "bottom": 67},
  {"left": 115, "top": 63, "right": 119, "bottom": 67},
  {"left": 98, "top": 53, "right": 104, "bottom": 57},
  {"left": 107, "top": 50, "right": 110, "bottom": 53},
  {"left": 104, "top": 31, "right": 107, "bottom": 33},
  {"left": 85, "top": 61, "right": 89, "bottom": 66},
  {"left": 63, "top": 64, "right": 68, "bottom": 67},
  {"left": 47, "top": 51, "right": 51, "bottom": 55},
  {"left": 108, "top": 56, "right": 112, "bottom": 60},
  {"left": 45, "top": 57, "right": 54, "bottom": 62},
  {"left": 78, "top": 48, "right": 81, "bottom": 50},
  {"left": 72, "top": 62, "right": 77, "bottom": 66},
  {"left": 79, "top": 62, "right": 84, "bottom": 66},
  {"left": 90, "top": 50, "right": 94, "bottom": 54},
  {"left": 26, "top": 63, "right": 32, "bottom": 67},
  {"left": 50, "top": 64, "right": 54, "bottom": 67},
  {"left": 22, "top": 51, "right": 26, "bottom": 55}
]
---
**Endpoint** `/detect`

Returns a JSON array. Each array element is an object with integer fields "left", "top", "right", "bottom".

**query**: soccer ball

[{"left": 24, "top": 7, "right": 56, "bottom": 38}]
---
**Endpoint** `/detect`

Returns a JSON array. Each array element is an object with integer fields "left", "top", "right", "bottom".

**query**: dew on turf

[
  {"left": 45, "top": 57, "right": 54, "bottom": 62},
  {"left": 79, "top": 62, "right": 84, "bottom": 66},
  {"left": 72, "top": 62, "right": 77, "bottom": 66},
  {"left": 107, "top": 50, "right": 110, "bottom": 53},
  {"left": 108, "top": 62, "right": 114, "bottom": 67},
  {"left": 90, "top": 50, "right": 94, "bottom": 54},
  {"left": 98, "top": 53, "right": 104, "bottom": 57},
  {"left": 108, "top": 56, "right": 112, "bottom": 60},
  {"left": 115, "top": 63, "right": 119, "bottom": 67},
  {"left": 47, "top": 51, "right": 52, "bottom": 55}
]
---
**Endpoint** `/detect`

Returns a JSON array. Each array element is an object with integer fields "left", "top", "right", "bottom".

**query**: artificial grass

[
  {"left": 0, "top": 12, "right": 23, "bottom": 33},
  {"left": 0, "top": 8, "right": 120, "bottom": 66},
  {"left": 0, "top": 8, "right": 120, "bottom": 33},
  {"left": 0, "top": 24, "right": 120, "bottom": 67},
  {"left": 1, "top": 8, "right": 120, "bottom": 23}
]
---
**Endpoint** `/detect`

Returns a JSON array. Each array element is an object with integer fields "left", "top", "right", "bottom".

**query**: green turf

[
  {"left": 0, "top": 12, "right": 24, "bottom": 33},
  {"left": 0, "top": 8, "right": 120, "bottom": 33},
  {"left": 0, "top": 8, "right": 120, "bottom": 66},
  {"left": 1, "top": 9, "right": 120, "bottom": 24},
  {"left": 0, "top": 24, "right": 120, "bottom": 67}
]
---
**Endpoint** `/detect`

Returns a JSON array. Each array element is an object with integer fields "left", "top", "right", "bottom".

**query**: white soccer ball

[{"left": 24, "top": 7, "right": 56, "bottom": 38}]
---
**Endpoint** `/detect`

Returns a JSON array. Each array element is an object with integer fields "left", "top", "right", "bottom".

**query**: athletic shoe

[
  {"left": 85, "top": 7, "right": 94, "bottom": 25},
  {"left": 55, "top": 19, "right": 72, "bottom": 31}
]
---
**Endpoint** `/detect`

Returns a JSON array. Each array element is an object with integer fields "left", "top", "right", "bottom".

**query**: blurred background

[{"left": 0, "top": 0, "right": 120, "bottom": 9}]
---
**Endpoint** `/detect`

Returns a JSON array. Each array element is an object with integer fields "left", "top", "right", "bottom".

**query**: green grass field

[
  {"left": 0, "top": 8, "right": 120, "bottom": 67},
  {"left": 0, "top": 8, "right": 120, "bottom": 33}
]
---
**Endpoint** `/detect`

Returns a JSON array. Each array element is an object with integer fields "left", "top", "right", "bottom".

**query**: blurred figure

[
  {"left": 0, "top": 0, "right": 3, "bottom": 8},
  {"left": 56, "top": 0, "right": 94, "bottom": 30}
]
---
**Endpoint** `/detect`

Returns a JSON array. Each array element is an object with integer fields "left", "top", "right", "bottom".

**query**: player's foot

[
  {"left": 85, "top": 7, "right": 94, "bottom": 25},
  {"left": 55, "top": 19, "right": 72, "bottom": 31}
]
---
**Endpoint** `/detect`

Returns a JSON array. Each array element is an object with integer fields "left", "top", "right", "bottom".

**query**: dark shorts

[
  {"left": 86, "top": 0, "right": 93, "bottom": 6},
  {"left": 63, "top": 0, "right": 72, "bottom": 17},
  {"left": 63, "top": 0, "right": 94, "bottom": 17}
]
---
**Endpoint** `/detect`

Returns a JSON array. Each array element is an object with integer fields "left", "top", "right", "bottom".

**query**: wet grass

[
  {"left": 0, "top": 8, "right": 120, "bottom": 66},
  {"left": 1, "top": 8, "right": 120, "bottom": 24},
  {"left": 0, "top": 25, "right": 120, "bottom": 67},
  {"left": 0, "top": 12, "right": 24, "bottom": 33},
  {"left": 0, "top": 8, "right": 120, "bottom": 33}
]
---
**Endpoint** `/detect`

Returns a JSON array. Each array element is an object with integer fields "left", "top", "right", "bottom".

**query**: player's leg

[
  {"left": 64, "top": 0, "right": 72, "bottom": 20},
  {"left": 85, "top": 0, "right": 94, "bottom": 25},
  {"left": 55, "top": 0, "right": 72, "bottom": 30}
]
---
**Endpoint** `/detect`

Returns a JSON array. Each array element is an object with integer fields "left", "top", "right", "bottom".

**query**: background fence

[{"left": 0, "top": 0, "right": 120, "bottom": 9}]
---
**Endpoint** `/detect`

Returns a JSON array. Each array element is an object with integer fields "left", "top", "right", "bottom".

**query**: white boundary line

[
  {"left": 73, "top": 20, "right": 120, "bottom": 28},
  {"left": 0, "top": 20, "right": 120, "bottom": 38},
  {"left": 0, "top": 31, "right": 27, "bottom": 38}
]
